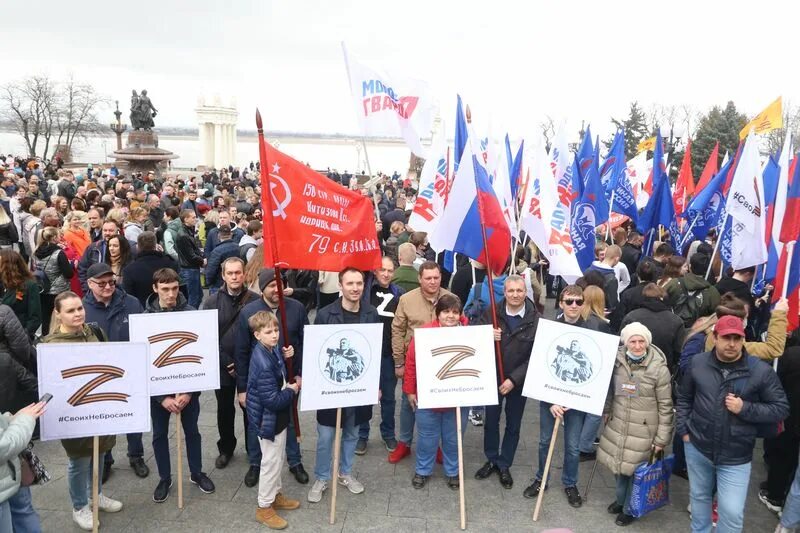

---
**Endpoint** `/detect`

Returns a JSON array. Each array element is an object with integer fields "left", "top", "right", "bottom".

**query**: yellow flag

[
  {"left": 740, "top": 96, "right": 783, "bottom": 139},
  {"left": 637, "top": 136, "right": 656, "bottom": 153}
]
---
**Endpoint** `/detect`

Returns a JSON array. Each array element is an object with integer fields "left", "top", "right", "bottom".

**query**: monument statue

[{"left": 130, "top": 89, "right": 158, "bottom": 130}]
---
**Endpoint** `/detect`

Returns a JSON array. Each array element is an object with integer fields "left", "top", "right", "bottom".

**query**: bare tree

[
  {"left": 52, "top": 77, "right": 107, "bottom": 160},
  {"left": 539, "top": 115, "right": 556, "bottom": 151},
  {"left": 0, "top": 76, "right": 58, "bottom": 157}
]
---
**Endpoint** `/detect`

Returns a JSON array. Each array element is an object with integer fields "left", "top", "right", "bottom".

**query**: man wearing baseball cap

[{"left": 677, "top": 314, "right": 789, "bottom": 533}]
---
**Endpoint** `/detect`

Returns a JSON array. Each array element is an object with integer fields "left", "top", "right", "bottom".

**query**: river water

[{"left": 0, "top": 130, "right": 415, "bottom": 175}]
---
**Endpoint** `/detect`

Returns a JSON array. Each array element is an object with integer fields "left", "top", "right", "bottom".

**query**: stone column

[
  {"left": 205, "top": 124, "right": 215, "bottom": 167},
  {"left": 198, "top": 122, "right": 208, "bottom": 167},
  {"left": 214, "top": 123, "right": 224, "bottom": 170},
  {"left": 230, "top": 123, "right": 237, "bottom": 166},
  {"left": 226, "top": 123, "right": 235, "bottom": 167}
]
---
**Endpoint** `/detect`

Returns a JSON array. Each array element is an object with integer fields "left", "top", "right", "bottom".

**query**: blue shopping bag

[{"left": 628, "top": 450, "right": 674, "bottom": 518}]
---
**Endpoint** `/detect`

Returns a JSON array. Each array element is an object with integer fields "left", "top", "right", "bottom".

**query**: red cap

[{"left": 715, "top": 315, "right": 746, "bottom": 337}]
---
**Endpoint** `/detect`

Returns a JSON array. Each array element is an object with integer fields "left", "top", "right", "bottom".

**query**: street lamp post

[{"left": 109, "top": 100, "right": 127, "bottom": 151}]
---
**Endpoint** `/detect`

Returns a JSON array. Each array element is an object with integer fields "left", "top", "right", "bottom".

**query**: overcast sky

[{"left": 5, "top": 0, "right": 799, "bottom": 142}]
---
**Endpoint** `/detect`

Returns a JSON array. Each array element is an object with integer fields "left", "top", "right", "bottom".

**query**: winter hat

[
  {"left": 620, "top": 322, "right": 652, "bottom": 347},
  {"left": 258, "top": 268, "right": 277, "bottom": 292}
]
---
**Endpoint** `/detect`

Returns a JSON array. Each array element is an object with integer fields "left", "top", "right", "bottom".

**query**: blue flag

[
  {"left": 574, "top": 125, "right": 594, "bottom": 198},
  {"left": 443, "top": 95, "right": 470, "bottom": 273},
  {"left": 638, "top": 132, "right": 680, "bottom": 251},
  {"left": 508, "top": 136, "right": 524, "bottom": 201},
  {"left": 681, "top": 156, "right": 733, "bottom": 246},
  {"left": 604, "top": 130, "right": 638, "bottom": 225}
]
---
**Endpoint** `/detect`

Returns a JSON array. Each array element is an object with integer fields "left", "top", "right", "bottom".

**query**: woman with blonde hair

[
  {"left": 581, "top": 285, "right": 609, "bottom": 325},
  {"left": 33, "top": 227, "right": 74, "bottom": 335},
  {"left": 63, "top": 211, "right": 91, "bottom": 256},
  {"left": 244, "top": 244, "right": 264, "bottom": 293}
]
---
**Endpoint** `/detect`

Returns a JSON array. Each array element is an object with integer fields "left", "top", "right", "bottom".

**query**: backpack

[
  {"left": 239, "top": 242, "right": 257, "bottom": 262},
  {"left": 463, "top": 282, "right": 488, "bottom": 324},
  {"left": 32, "top": 253, "right": 55, "bottom": 294},
  {"left": 671, "top": 279, "right": 704, "bottom": 328}
]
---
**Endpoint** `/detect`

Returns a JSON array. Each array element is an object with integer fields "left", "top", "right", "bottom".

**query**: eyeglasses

[
  {"left": 562, "top": 298, "right": 584, "bottom": 306},
  {"left": 89, "top": 278, "right": 116, "bottom": 288}
]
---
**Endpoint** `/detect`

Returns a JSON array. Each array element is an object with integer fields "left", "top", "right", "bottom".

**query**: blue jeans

[
  {"left": 536, "top": 402, "right": 584, "bottom": 488},
  {"left": 615, "top": 474, "right": 634, "bottom": 514},
  {"left": 685, "top": 441, "right": 751, "bottom": 533},
  {"left": 359, "top": 356, "right": 397, "bottom": 441},
  {"left": 314, "top": 408, "right": 358, "bottom": 481},
  {"left": 579, "top": 414, "right": 602, "bottom": 454},
  {"left": 484, "top": 391, "right": 527, "bottom": 469},
  {"left": 245, "top": 409, "right": 302, "bottom": 468},
  {"left": 151, "top": 394, "right": 203, "bottom": 481},
  {"left": 0, "top": 501, "right": 10, "bottom": 533},
  {"left": 180, "top": 268, "right": 202, "bottom": 309},
  {"left": 398, "top": 393, "right": 416, "bottom": 446},
  {"left": 415, "top": 408, "right": 467, "bottom": 477},
  {"left": 8, "top": 486, "right": 41, "bottom": 533},
  {"left": 780, "top": 447, "right": 800, "bottom": 529},
  {"left": 68, "top": 457, "right": 105, "bottom": 510}
]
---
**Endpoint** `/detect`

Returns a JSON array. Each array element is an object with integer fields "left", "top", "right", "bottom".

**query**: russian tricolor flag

[{"left": 430, "top": 134, "right": 511, "bottom": 276}]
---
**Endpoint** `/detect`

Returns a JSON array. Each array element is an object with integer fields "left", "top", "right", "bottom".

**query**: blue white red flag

[
  {"left": 429, "top": 133, "right": 511, "bottom": 276},
  {"left": 727, "top": 131, "right": 768, "bottom": 270},
  {"left": 766, "top": 130, "right": 792, "bottom": 282}
]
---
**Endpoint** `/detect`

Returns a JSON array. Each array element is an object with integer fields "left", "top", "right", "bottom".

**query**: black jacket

[
  {"left": 0, "top": 222, "right": 18, "bottom": 246},
  {"left": 234, "top": 296, "right": 308, "bottom": 392},
  {"left": 314, "top": 298, "right": 379, "bottom": 428},
  {"left": 620, "top": 298, "right": 686, "bottom": 372},
  {"left": 620, "top": 243, "right": 642, "bottom": 281},
  {"left": 715, "top": 276, "right": 756, "bottom": 314},
  {"left": 480, "top": 299, "right": 538, "bottom": 388},
  {"left": 122, "top": 250, "right": 180, "bottom": 307},
  {"left": 676, "top": 350, "right": 789, "bottom": 466},
  {"left": 202, "top": 287, "right": 259, "bottom": 387},
  {"left": 777, "top": 346, "right": 800, "bottom": 437},
  {"left": 175, "top": 226, "right": 204, "bottom": 269},
  {"left": 0, "top": 305, "right": 35, "bottom": 411}
]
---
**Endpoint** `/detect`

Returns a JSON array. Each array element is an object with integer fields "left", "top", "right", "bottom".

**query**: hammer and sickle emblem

[{"left": 270, "top": 173, "right": 292, "bottom": 220}]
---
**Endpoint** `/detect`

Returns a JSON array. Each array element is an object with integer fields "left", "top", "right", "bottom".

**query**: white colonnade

[{"left": 196, "top": 95, "right": 238, "bottom": 170}]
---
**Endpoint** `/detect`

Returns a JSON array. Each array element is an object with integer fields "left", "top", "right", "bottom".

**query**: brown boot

[
  {"left": 273, "top": 492, "right": 300, "bottom": 510},
  {"left": 255, "top": 506, "right": 287, "bottom": 530}
]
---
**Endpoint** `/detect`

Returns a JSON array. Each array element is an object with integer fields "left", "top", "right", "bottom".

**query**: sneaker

[
  {"left": 355, "top": 438, "right": 368, "bottom": 455},
  {"left": 579, "top": 451, "right": 596, "bottom": 462},
  {"left": 565, "top": 486, "right": 582, "bottom": 508},
  {"left": 388, "top": 441, "right": 411, "bottom": 463},
  {"left": 498, "top": 468, "right": 513, "bottom": 489},
  {"left": 412, "top": 473, "right": 428, "bottom": 489},
  {"left": 244, "top": 465, "right": 260, "bottom": 487},
  {"left": 129, "top": 457, "right": 150, "bottom": 478},
  {"left": 190, "top": 472, "right": 216, "bottom": 494},
  {"left": 446, "top": 476, "right": 460, "bottom": 490},
  {"left": 289, "top": 463, "right": 309, "bottom": 484},
  {"left": 383, "top": 437, "right": 398, "bottom": 452},
  {"left": 760, "top": 489, "right": 784, "bottom": 514},
  {"left": 72, "top": 506, "right": 95, "bottom": 531},
  {"left": 307, "top": 479, "right": 328, "bottom": 503},
  {"left": 215, "top": 453, "right": 232, "bottom": 469},
  {"left": 92, "top": 493, "right": 123, "bottom": 513},
  {"left": 153, "top": 478, "right": 172, "bottom": 503},
  {"left": 523, "top": 478, "right": 547, "bottom": 499},
  {"left": 475, "top": 461, "right": 498, "bottom": 480},
  {"left": 256, "top": 506, "right": 288, "bottom": 530},
  {"left": 273, "top": 492, "right": 300, "bottom": 511},
  {"left": 469, "top": 410, "right": 484, "bottom": 426},
  {"left": 607, "top": 502, "right": 623, "bottom": 514},
  {"left": 338, "top": 474, "right": 365, "bottom": 494}
]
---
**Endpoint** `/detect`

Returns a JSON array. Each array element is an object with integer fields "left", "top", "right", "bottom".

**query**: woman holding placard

[
  {"left": 42, "top": 291, "right": 123, "bottom": 531},
  {"left": 404, "top": 293, "right": 468, "bottom": 490},
  {"left": 597, "top": 322, "right": 674, "bottom": 527}
]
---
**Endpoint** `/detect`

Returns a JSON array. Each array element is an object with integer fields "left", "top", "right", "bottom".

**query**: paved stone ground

[{"left": 29, "top": 299, "right": 781, "bottom": 532}]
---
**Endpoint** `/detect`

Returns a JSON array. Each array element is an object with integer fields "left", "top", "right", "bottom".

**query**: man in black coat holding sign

[
  {"left": 475, "top": 275, "right": 538, "bottom": 489},
  {"left": 307, "top": 267, "right": 380, "bottom": 505}
]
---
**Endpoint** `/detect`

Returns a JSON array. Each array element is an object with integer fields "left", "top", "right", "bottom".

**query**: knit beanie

[{"left": 620, "top": 322, "right": 652, "bottom": 347}]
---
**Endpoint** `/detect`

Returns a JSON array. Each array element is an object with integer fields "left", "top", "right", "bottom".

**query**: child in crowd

[{"left": 246, "top": 310, "right": 301, "bottom": 530}]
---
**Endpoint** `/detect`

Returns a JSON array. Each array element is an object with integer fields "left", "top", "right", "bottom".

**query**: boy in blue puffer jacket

[{"left": 246, "top": 311, "right": 301, "bottom": 529}]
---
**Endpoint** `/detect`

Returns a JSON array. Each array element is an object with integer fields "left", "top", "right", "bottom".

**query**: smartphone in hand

[{"left": 39, "top": 393, "right": 53, "bottom": 404}]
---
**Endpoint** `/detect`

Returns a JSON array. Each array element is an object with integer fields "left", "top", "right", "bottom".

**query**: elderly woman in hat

[{"left": 597, "top": 322, "right": 674, "bottom": 527}]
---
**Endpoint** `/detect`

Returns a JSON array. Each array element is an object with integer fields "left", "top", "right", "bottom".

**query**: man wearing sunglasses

[
  {"left": 82, "top": 263, "right": 148, "bottom": 481},
  {"left": 523, "top": 284, "right": 606, "bottom": 508}
]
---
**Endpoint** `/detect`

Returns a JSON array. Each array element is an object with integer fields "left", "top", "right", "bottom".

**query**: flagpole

[
  {"left": 605, "top": 190, "right": 616, "bottom": 242},
  {"left": 705, "top": 214, "right": 728, "bottom": 280},
  {"left": 256, "top": 108, "right": 302, "bottom": 441},
  {"left": 679, "top": 212, "right": 702, "bottom": 250}
]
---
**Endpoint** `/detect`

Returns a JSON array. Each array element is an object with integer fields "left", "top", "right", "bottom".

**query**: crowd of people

[{"left": 0, "top": 152, "right": 799, "bottom": 533}]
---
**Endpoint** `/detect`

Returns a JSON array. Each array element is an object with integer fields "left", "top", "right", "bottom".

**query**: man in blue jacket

[
  {"left": 205, "top": 225, "right": 239, "bottom": 293},
  {"left": 235, "top": 268, "right": 309, "bottom": 488},
  {"left": 677, "top": 315, "right": 789, "bottom": 533},
  {"left": 307, "top": 267, "right": 379, "bottom": 505},
  {"left": 82, "top": 263, "right": 147, "bottom": 481}
]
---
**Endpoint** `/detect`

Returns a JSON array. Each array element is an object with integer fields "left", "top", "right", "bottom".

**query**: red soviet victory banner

[{"left": 258, "top": 136, "right": 381, "bottom": 272}]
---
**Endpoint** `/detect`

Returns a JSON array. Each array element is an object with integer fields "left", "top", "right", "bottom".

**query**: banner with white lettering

[
  {"left": 37, "top": 342, "right": 151, "bottom": 441},
  {"left": 413, "top": 325, "right": 499, "bottom": 409},
  {"left": 129, "top": 310, "right": 220, "bottom": 397},
  {"left": 300, "top": 323, "right": 382, "bottom": 411},
  {"left": 522, "top": 319, "right": 619, "bottom": 416}
]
